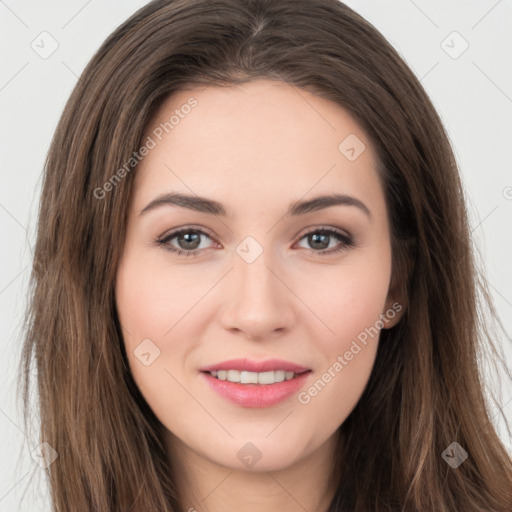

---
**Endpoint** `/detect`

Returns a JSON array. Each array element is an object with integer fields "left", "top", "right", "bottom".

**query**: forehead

[{"left": 134, "top": 79, "right": 383, "bottom": 216}]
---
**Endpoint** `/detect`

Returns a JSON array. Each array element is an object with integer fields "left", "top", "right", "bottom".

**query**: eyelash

[{"left": 154, "top": 226, "right": 355, "bottom": 258}]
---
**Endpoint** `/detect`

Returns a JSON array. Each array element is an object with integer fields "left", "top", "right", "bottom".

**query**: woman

[{"left": 20, "top": 0, "right": 512, "bottom": 510}]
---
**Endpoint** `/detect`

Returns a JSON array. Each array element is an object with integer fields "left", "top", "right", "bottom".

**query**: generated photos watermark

[
  {"left": 94, "top": 97, "right": 198, "bottom": 200},
  {"left": 298, "top": 301, "right": 403, "bottom": 405}
]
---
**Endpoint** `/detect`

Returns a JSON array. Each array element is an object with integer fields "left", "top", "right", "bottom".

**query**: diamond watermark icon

[
  {"left": 237, "top": 442, "right": 262, "bottom": 468},
  {"left": 442, "top": 441, "right": 468, "bottom": 468},
  {"left": 236, "top": 236, "right": 263, "bottom": 264},
  {"left": 31, "top": 442, "right": 59, "bottom": 468},
  {"left": 30, "top": 31, "right": 59, "bottom": 59},
  {"left": 441, "top": 31, "right": 469, "bottom": 60},
  {"left": 338, "top": 134, "right": 366, "bottom": 161},
  {"left": 134, "top": 338, "right": 161, "bottom": 366}
]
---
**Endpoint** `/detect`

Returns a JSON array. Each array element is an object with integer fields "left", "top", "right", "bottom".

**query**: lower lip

[{"left": 201, "top": 371, "right": 311, "bottom": 408}]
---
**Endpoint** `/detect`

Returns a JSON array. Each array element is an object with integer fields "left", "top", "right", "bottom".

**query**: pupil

[
  {"left": 310, "top": 233, "right": 328, "bottom": 250},
  {"left": 180, "top": 232, "right": 200, "bottom": 250}
]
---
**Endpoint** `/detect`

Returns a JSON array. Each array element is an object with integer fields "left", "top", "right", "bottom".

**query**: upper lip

[{"left": 200, "top": 358, "right": 310, "bottom": 373}]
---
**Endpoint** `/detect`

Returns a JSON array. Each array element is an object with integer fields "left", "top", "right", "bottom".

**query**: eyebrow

[{"left": 139, "top": 192, "right": 372, "bottom": 219}]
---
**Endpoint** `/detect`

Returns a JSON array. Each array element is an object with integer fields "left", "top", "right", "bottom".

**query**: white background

[{"left": 1, "top": 1, "right": 511, "bottom": 510}]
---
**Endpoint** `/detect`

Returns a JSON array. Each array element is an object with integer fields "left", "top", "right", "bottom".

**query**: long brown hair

[{"left": 19, "top": 0, "right": 512, "bottom": 510}]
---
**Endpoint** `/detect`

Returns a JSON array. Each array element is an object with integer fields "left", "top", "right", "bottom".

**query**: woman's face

[{"left": 115, "top": 79, "right": 403, "bottom": 472}]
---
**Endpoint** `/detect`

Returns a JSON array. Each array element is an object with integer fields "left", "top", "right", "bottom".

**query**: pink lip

[
  {"left": 200, "top": 371, "right": 311, "bottom": 408},
  {"left": 199, "top": 358, "right": 309, "bottom": 373}
]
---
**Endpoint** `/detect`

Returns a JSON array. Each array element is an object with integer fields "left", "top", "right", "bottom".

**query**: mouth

[
  {"left": 203, "top": 369, "right": 309, "bottom": 385},
  {"left": 199, "top": 359, "right": 312, "bottom": 408}
]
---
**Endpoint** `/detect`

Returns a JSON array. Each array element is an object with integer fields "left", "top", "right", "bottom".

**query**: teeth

[
  {"left": 209, "top": 370, "right": 298, "bottom": 384},
  {"left": 257, "top": 371, "right": 275, "bottom": 384},
  {"left": 241, "top": 371, "right": 258, "bottom": 384},
  {"left": 227, "top": 369, "right": 241, "bottom": 382}
]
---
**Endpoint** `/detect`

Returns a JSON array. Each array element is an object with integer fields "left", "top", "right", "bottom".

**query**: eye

[
  {"left": 295, "top": 227, "right": 354, "bottom": 256},
  {"left": 155, "top": 227, "right": 216, "bottom": 258},
  {"left": 155, "top": 226, "right": 354, "bottom": 257}
]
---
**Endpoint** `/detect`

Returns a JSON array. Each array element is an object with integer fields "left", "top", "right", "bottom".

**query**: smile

[
  {"left": 200, "top": 369, "right": 311, "bottom": 408},
  {"left": 207, "top": 369, "right": 299, "bottom": 384}
]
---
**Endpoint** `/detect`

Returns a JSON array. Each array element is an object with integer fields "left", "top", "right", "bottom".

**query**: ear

[
  {"left": 382, "top": 238, "right": 416, "bottom": 329},
  {"left": 382, "top": 294, "right": 406, "bottom": 329}
]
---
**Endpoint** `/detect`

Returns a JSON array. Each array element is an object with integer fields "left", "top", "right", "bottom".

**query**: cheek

[
  {"left": 116, "top": 261, "right": 162, "bottom": 345},
  {"left": 115, "top": 251, "right": 208, "bottom": 344},
  {"left": 115, "top": 254, "right": 197, "bottom": 423},
  {"left": 333, "top": 268, "right": 389, "bottom": 350},
  {"left": 302, "top": 248, "right": 391, "bottom": 354},
  {"left": 115, "top": 250, "right": 221, "bottom": 404},
  {"left": 295, "top": 251, "right": 390, "bottom": 419}
]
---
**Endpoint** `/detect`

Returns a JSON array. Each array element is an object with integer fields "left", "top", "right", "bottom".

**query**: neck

[{"left": 165, "top": 432, "right": 340, "bottom": 512}]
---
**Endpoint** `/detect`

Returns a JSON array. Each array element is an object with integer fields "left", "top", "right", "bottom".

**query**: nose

[{"left": 219, "top": 245, "right": 295, "bottom": 341}]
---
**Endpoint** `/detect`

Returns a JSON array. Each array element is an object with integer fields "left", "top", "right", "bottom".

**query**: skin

[{"left": 115, "top": 79, "right": 405, "bottom": 512}]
